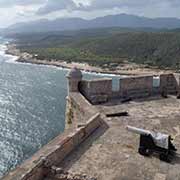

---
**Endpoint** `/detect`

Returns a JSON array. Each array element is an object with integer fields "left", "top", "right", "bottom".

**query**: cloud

[
  {"left": 35, "top": 0, "right": 180, "bottom": 15},
  {"left": 82, "top": 0, "right": 146, "bottom": 10},
  {"left": 1, "top": 0, "right": 180, "bottom": 28},
  {"left": 0, "top": 0, "right": 44, "bottom": 7},
  {"left": 37, "top": 0, "right": 77, "bottom": 15},
  {"left": 36, "top": 0, "right": 136, "bottom": 15},
  {"left": 80, "top": 0, "right": 178, "bottom": 11}
]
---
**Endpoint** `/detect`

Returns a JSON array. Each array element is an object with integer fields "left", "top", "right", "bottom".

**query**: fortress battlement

[{"left": 79, "top": 73, "right": 179, "bottom": 104}]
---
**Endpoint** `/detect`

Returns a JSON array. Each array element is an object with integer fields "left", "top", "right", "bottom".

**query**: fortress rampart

[
  {"left": 2, "top": 68, "right": 180, "bottom": 180},
  {"left": 80, "top": 73, "right": 179, "bottom": 104}
]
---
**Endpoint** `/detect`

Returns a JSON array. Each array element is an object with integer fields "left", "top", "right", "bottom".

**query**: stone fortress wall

[
  {"left": 2, "top": 68, "right": 180, "bottom": 180},
  {"left": 80, "top": 73, "right": 180, "bottom": 104}
]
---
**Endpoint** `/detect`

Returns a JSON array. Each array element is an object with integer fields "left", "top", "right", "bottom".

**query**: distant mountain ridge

[{"left": 5, "top": 14, "right": 180, "bottom": 33}]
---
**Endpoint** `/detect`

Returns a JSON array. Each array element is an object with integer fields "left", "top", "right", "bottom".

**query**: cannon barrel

[{"left": 127, "top": 126, "right": 152, "bottom": 136}]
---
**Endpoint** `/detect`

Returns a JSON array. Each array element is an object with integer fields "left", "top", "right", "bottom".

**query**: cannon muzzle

[{"left": 127, "top": 126, "right": 151, "bottom": 136}]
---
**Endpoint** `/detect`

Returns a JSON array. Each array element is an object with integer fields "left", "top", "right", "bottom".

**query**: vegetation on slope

[{"left": 10, "top": 27, "right": 180, "bottom": 69}]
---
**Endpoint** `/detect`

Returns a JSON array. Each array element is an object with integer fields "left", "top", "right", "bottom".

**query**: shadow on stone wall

[{"left": 60, "top": 119, "right": 109, "bottom": 171}]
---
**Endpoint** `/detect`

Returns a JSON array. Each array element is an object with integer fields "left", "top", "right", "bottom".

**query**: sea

[{"left": 0, "top": 38, "right": 70, "bottom": 177}]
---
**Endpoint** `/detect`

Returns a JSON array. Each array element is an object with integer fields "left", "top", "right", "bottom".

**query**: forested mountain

[{"left": 4, "top": 14, "right": 180, "bottom": 34}]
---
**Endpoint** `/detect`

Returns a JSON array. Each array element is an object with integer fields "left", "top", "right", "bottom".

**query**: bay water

[{"left": 0, "top": 38, "right": 68, "bottom": 176}]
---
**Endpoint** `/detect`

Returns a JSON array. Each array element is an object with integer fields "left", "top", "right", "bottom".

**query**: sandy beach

[{"left": 6, "top": 44, "right": 173, "bottom": 76}]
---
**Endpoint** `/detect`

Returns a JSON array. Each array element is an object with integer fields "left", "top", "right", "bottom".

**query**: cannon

[{"left": 127, "top": 126, "right": 177, "bottom": 162}]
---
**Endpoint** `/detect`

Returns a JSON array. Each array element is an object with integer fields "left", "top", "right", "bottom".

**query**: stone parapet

[
  {"left": 65, "top": 92, "right": 98, "bottom": 129},
  {"left": 80, "top": 78, "right": 112, "bottom": 104},
  {"left": 79, "top": 73, "right": 180, "bottom": 104},
  {"left": 79, "top": 75, "right": 154, "bottom": 104},
  {"left": 160, "top": 74, "right": 179, "bottom": 94},
  {"left": 3, "top": 109, "right": 101, "bottom": 180},
  {"left": 120, "top": 75, "right": 153, "bottom": 98}
]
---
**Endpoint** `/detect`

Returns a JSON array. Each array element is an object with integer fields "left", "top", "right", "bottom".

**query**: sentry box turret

[{"left": 127, "top": 126, "right": 177, "bottom": 162}]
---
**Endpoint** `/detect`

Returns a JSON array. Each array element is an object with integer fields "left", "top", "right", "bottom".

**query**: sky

[{"left": 0, "top": 0, "right": 180, "bottom": 28}]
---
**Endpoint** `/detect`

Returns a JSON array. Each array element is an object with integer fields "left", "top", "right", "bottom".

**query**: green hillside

[{"left": 11, "top": 28, "right": 180, "bottom": 69}]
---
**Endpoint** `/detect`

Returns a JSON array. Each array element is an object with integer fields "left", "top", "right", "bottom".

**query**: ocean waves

[
  {"left": 0, "top": 40, "right": 19, "bottom": 63},
  {"left": 0, "top": 47, "right": 67, "bottom": 177}
]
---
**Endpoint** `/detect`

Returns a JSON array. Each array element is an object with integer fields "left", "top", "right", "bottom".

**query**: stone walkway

[{"left": 60, "top": 95, "right": 180, "bottom": 180}]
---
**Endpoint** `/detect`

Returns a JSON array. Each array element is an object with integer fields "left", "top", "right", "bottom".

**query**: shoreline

[{"left": 5, "top": 44, "right": 174, "bottom": 76}]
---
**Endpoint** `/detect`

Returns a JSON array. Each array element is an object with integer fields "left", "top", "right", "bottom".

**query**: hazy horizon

[{"left": 1, "top": 0, "right": 180, "bottom": 28}]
